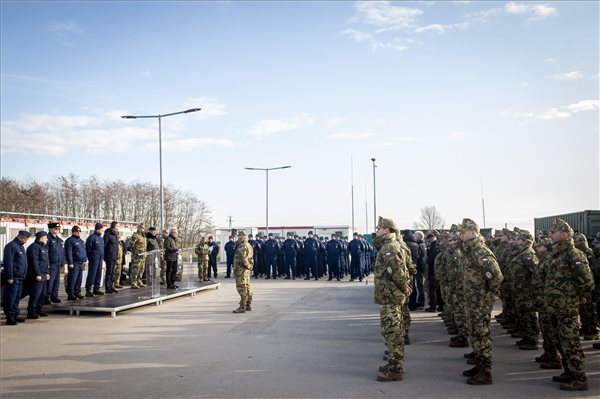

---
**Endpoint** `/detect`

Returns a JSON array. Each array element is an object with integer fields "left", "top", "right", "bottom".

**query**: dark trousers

[
  {"left": 46, "top": 264, "right": 61, "bottom": 300},
  {"left": 2, "top": 279, "right": 24, "bottom": 319},
  {"left": 284, "top": 256, "right": 297, "bottom": 278},
  {"left": 86, "top": 258, "right": 102, "bottom": 292},
  {"left": 428, "top": 275, "right": 441, "bottom": 309},
  {"left": 208, "top": 256, "right": 217, "bottom": 278},
  {"left": 104, "top": 259, "right": 116, "bottom": 291},
  {"left": 67, "top": 264, "right": 83, "bottom": 295},
  {"left": 27, "top": 279, "right": 46, "bottom": 315},
  {"left": 226, "top": 257, "right": 233, "bottom": 277},
  {"left": 166, "top": 260, "right": 178, "bottom": 287},
  {"left": 304, "top": 254, "right": 318, "bottom": 279},
  {"left": 350, "top": 257, "right": 363, "bottom": 280},
  {"left": 415, "top": 272, "right": 425, "bottom": 306},
  {"left": 327, "top": 254, "right": 340, "bottom": 279},
  {"left": 265, "top": 255, "right": 277, "bottom": 278}
]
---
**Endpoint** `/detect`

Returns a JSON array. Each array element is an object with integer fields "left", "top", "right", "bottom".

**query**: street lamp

[
  {"left": 371, "top": 157, "right": 377, "bottom": 231},
  {"left": 245, "top": 166, "right": 291, "bottom": 236},
  {"left": 121, "top": 108, "right": 201, "bottom": 233}
]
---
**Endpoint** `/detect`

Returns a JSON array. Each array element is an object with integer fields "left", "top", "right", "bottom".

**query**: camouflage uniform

[
  {"left": 114, "top": 239, "right": 123, "bottom": 288},
  {"left": 459, "top": 218, "right": 503, "bottom": 385},
  {"left": 233, "top": 232, "right": 253, "bottom": 312},
  {"left": 397, "top": 235, "right": 413, "bottom": 343},
  {"left": 129, "top": 227, "right": 147, "bottom": 287},
  {"left": 451, "top": 240, "right": 469, "bottom": 345},
  {"left": 574, "top": 234, "right": 599, "bottom": 339},
  {"left": 592, "top": 234, "right": 600, "bottom": 346},
  {"left": 434, "top": 239, "right": 452, "bottom": 321},
  {"left": 544, "top": 220, "right": 594, "bottom": 390},
  {"left": 509, "top": 231, "right": 540, "bottom": 346},
  {"left": 374, "top": 217, "right": 411, "bottom": 381},
  {"left": 195, "top": 238, "right": 210, "bottom": 281}
]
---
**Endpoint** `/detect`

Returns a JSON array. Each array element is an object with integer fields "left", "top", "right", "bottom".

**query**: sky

[{"left": 1, "top": 1, "right": 599, "bottom": 233}]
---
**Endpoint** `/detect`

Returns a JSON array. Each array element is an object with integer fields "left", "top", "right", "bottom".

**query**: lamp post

[
  {"left": 121, "top": 108, "right": 201, "bottom": 233},
  {"left": 371, "top": 158, "right": 377, "bottom": 231},
  {"left": 245, "top": 166, "right": 291, "bottom": 236}
]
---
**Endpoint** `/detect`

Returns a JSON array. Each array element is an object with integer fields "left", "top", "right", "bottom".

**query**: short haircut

[
  {"left": 169, "top": 228, "right": 177, "bottom": 234},
  {"left": 414, "top": 231, "right": 424, "bottom": 240}
]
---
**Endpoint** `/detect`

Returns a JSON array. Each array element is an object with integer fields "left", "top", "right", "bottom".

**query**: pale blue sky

[{"left": 1, "top": 1, "right": 598, "bottom": 232}]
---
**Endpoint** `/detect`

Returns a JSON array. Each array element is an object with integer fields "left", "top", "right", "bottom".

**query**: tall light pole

[
  {"left": 121, "top": 108, "right": 201, "bottom": 233},
  {"left": 371, "top": 157, "right": 377, "bottom": 230},
  {"left": 245, "top": 166, "right": 291, "bottom": 236}
]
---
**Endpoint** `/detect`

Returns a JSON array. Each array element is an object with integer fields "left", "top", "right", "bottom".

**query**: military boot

[
  {"left": 466, "top": 358, "right": 477, "bottom": 365},
  {"left": 466, "top": 368, "right": 492, "bottom": 385},
  {"left": 464, "top": 351, "right": 476, "bottom": 359},
  {"left": 447, "top": 327, "right": 459, "bottom": 335},
  {"left": 552, "top": 372, "right": 573, "bottom": 383},
  {"left": 378, "top": 364, "right": 389, "bottom": 372},
  {"left": 559, "top": 380, "right": 588, "bottom": 391},
  {"left": 245, "top": 304, "right": 252, "bottom": 311},
  {"left": 592, "top": 342, "right": 600, "bottom": 349},
  {"left": 450, "top": 336, "right": 469, "bottom": 347},
  {"left": 535, "top": 352, "right": 552, "bottom": 363},
  {"left": 232, "top": 306, "right": 246, "bottom": 313},
  {"left": 376, "top": 369, "right": 403, "bottom": 382},
  {"left": 462, "top": 365, "right": 480, "bottom": 377},
  {"left": 540, "top": 360, "right": 562, "bottom": 369}
]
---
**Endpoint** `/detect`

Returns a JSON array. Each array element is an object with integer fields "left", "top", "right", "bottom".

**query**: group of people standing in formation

[
  {"left": 373, "top": 216, "right": 598, "bottom": 392},
  {"left": 3, "top": 216, "right": 598, "bottom": 391},
  {"left": 219, "top": 231, "right": 376, "bottom": 283},
  {"left": 1, "top": 221, "right": 186, "bottom": 324}
]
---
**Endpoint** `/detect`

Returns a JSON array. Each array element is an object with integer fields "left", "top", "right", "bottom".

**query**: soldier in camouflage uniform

[
  {"left": 544, "top": 219, "right": 594, "bottom": 391},
  {"left": 195, "top": 237, "right": 210, "bottom": 281},
  {"left": 160, "top": 229, "right": 168, "bottom": 285},
  {"left": 509, "top": 230, "right": 540, "bottom": 350},
  {"left": 374, "top": 217, "right": 411, "bottom": 382},
  {"left": 532, "top": 238, "right": 561, "bottom": 368},
  {"left": 592, "top": 233, "right": 600, "bottom": 350},
  {"left": 396, "top": 232, "right": 414, "bottom": 345},
  {"left": 434, "top": 231, "right": 452, "bottom": 322},
  {"left": 233, "top": 231, "right": 253, "bottom": 313},
  {"left": 458, "top": 218, "right": 503, "bottom": 385},
  {"left": 129, "top": 223, "right": 147, "bottom": 289},
  {"left": 573, "top": 234, "right": 599, "bottom": 340}
]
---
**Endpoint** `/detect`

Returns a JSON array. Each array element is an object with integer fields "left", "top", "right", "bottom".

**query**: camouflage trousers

[
  {"left": 114, "top": 259, "right": 122, "bottom": 286},
  {"left": 160, "top": 259, "right": 166, "bottom": 284},
  {"left": 235, "top": 274, "right": 252, "bottom": 308},
  {"left": 198, "top": 260, "right": 209, "bottom": 280},
  {"left": 538, "top": 312, "right": 559, "bottom": 360},
  {"left": 578, "top": 295, "right": 599, "bottom": 336},
  {"left": 514, "top": 294, "right": 539, "bottom": 340},
  {"left": 131, "top": 256, "right": 146, "bottom": 285},
  {"left": 465, "top": 292, "right": 494, "bottom": 369},
  {"left": 441, "top": 284, "right": 455, "bottom": 323},
  {"left": 453, "top": 284, "right": 469, "bottom": 339},
  {"left": 546, "top": 311, "right": 587, "bottom": 382},
  {"left": 501, "top": 283, "right": 517, "bottom": 324},
  {"left": 380, "top": 304, "right": 405, "bottom": 373}
]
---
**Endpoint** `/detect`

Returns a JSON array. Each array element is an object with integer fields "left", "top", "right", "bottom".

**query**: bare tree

[{"left": 413, "top": 205, "right": 445, "bottom": 231}]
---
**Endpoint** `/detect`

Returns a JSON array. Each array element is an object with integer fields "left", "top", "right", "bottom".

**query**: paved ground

[{"left": 1, "top": 277, "right": 598, "bottom": 398}]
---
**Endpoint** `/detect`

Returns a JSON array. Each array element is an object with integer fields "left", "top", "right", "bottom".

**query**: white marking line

[{"left": 232, "top": 369, "right": 266, "bottom": 373}]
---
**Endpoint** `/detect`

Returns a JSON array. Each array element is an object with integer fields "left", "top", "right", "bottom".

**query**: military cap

[
  {"left": 47, "top": 222, "right": 61, "bottom": 229},
  {"left": 438, "top": 230, "right": 449, "bottom": 239},
  {"left": 450, "top": 224, "right": 460, "bottom": 233},
  {"left": 308, "top": 231, "right": 314, "bottom": 235},
  {"left": 431, "top": 230, "right": 440, "bottom": 237},
  {"left": 138, "top": 223, "right": 146, "bottom": 229},
  {"left": 550, "top": 218, "right": 574, "bottom": 237},
  {"left": 238, "top": 231, "right": 247, "bottom": 237},
  {"left": 149, "top": 226, "right": 157, "bottom": 232},
  {"left": 353, "top": 232, "right": 359, "bottom": 237},
  {"left": 35, "top": 231, "right": 48, "bottom": 239},
  {"left": 331, "top": 233, "right": 337, "bottom": 238},
  {"left": 494, "top": 229, "right": 503, "bottom": 237},
  {"left": 248, "top": 234, "right": 254, "bottom": 238},
  {"left": 94, "top": 223, "right": 104, "bottom": 230},
  {"left": 573, "top": 233, "right": 587, "bottom": 243},
  {"left": 287, "top": 232, "right": 293, "bottom": 237},
  {"left": 268, "top": 233, "right": 273, "bottom": 237},
  {"left": 18, "top": 230, "right": 32, "bottom": 238},
  {"left": 459, "top": 218, "right": 480, "bottom": 233},
  {"left": 377, "top": 216, "right": 398, "bottom": 232},
  {"left": 517, "top": 230, "right": 533, "bottom": 242},
  {"left": 162, "top": 229, "right": 168, "bottom": 234},
  {"left": 72, "top": 225, "right": 81, "bottom": 232}
]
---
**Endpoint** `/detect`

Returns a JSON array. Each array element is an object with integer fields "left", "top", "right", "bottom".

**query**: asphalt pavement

[{"left": 1, "top": 276, "right": 598, "bottom": 398}]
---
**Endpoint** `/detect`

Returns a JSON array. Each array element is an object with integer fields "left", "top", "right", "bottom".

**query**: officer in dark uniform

[
  {"left": 283, "top": 233, "right": 299, "bottom": 279},
  {"left": 317, "top": 236, "right": 326, "bottom": 278},
  {"left": 256, "top": 234, "right": 266, "bottom": 277},
  {"left": 263, "top": 233, "right": 280, "bottom": 279},
  {"left": 103, "top": 221, "right": 119, "bottom": 293},
  {"left": 248, "top": 234, "right": 261, "bottom": 279},
  {"left": 207, "top": 236, "right": 220, "bottom": 278},
  {"left": 326, "top": 234, "right": 342, "bottom": 281},
  {"left": 277, "top": 237, "right": 285, "bottom": 277},
  {"left": 45, "top": 222, "right": 64, "bottom": 303},
  {"left": 24, "top": 231, "right": 50, "bottom": 319},
  {"left": 348, "top": 232, "right": 365, "bottom": 282},
  {"left": 2, "top": 230, "right": 31, "bottom": 325},
  {"left": 295, "top": 235, "right": 304, "bottom": 278},
  {"left": 65, "top": 226, "right": 87, "bottom": 300},
  {"left": 85, "top": 223, "right": 105, "bottom": 296},
  {"left": 224, "top": 235, "right": 236, "bottom": 278},
  {"left": 304, "top": 232, "right": 319, "bottom": 280}
]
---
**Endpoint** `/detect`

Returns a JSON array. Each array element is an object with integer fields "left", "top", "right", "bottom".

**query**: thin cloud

[
  {"left": 329, "top": 132, "right": 374, "bottom": 140},
  {"left": 567, "top": 100, "right": 599, "bottom": 113},
  {"left": 503, "top": 99, "right": 599, "bottom": 122},
  {"left": 250, "top": 114, "right": 314, "bottom": 138},
  {"left": 505, "top": 2, "right": 558, "bottom": 20},
  {"left": 326, "top": 117, "right": 349, "bottom": 126},
  {"left": 544, "top": 57, "right": 558, "bottom": 66},
  {"left": 183, "top": 97, "right": 227, "bottom": 119},
  {"left": 48, "top": 21, "right": 84, "bottom": 46},
  {"left": 537, "top": 108, "right": 570, "bottom": 121},
  {"left": 545, "top": 70, "right": 583, "bottom": 81}
]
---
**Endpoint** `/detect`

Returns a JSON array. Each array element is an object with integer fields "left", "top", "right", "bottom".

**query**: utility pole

[
  {"left": 350, "top": 156, "right": 355, "bottom": 234},
  {"left": 227, "top": 216, "right": 234, "bottom": 228}
]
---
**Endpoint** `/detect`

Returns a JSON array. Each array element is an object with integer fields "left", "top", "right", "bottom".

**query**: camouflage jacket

[
  {"left": 543, "top": 239, "right": 594, "bottom": 315},
  {"left": 507, "top": 244, "right": 539, "bottom": 294},
  {"left": 459, "top": 236, "right": 503, "bottom": 298},
  {"left": 434, "top": 244, "right": 450, "bottom": 285},
  {"left": 195, "top": 241, "right": 210, "bottom": 262},
  {"left": 233, "top": 237, "right": 253, "bottom": 276},
  {"left": 447, "top": 242, "right": 462, "bottom": 289},
  {"left": 592, "top": 248, "right": 600, "bottom": 299},
  {"left": 373, "top": 232, "right": 410, "bottom": 306},
  {"left": 129, "top": 231, "right": 147, "bottom": 258},
  {"left": 531, "top": 251, "right": 550, "bottom": 311}
]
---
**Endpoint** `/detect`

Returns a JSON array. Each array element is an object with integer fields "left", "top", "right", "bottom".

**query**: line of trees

[{"left": 0, "top": 175, "right": 213, "bottom": 245}]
